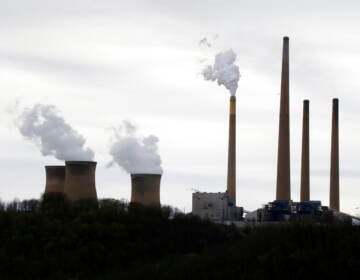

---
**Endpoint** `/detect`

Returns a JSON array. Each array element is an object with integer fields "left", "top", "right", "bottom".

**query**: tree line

[{"left": 0, "top": 194, "right": 359, "bottom": 279}]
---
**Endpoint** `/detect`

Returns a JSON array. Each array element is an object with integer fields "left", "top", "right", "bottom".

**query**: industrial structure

[
  {"left": 276, "top": 36, "right": 291, "bottom": 201},
  {"left": 192, "top": 192, "right": 243, "bottom": 221},
  {"left": 192, "top": 36, "right": 351, "bottom": 224},
  {"left": 30, "top": 35, "right": 356, "bottom": 225},
  {"left": 300, "top": 100, "right": 310, "bottom": 202},
  {"left": 330, "top": 98, "right": 340, "bottom": 211},
  {"left": 44, "top": 165, "right": 66, "bottom": 194},
  {"left": 192, "top": 93, "right": 243, "bottom": 221},
  {"left": 245, "top": 200, "right": 334, "bottom": 223},
  {"left": 245, "top": 38, "right": 346, "bottom": 224},
  {"left": 130, "top": 173, "right": 161, "bottom": 206},
  {"left": 63, "top": 161, "right": 97, "bottom": 201},
  {"left": 227, "top": 95, "right": 236, "bottom": 205}
]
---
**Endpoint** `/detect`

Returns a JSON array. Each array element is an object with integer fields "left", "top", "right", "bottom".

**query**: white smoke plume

[
  {"left": 199, "top": 34, "right": 219, "bottom": 48},
  {"left": 199, "top": 37, "right": 212, "bottom": 47},
  {"left": 202, "top": 49, "right": 240, "bottom": 96},
  {"left": 17, "top": 104, "right": 94, "bottom": 161},
  {"left": 108, "top": 121, "right": 163, "bottom": 174}
]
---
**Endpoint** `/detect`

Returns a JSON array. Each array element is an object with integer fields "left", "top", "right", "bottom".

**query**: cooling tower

[
  {"left": 227, "top": 95, "right": 236, "bottom": 205},
  {"left": 329, "top": 99, "right": 339, "bottom": 211},
  {"left": 276, "top": 36, "right": 291, "bottom": 201},
  {"left": 300, "top": 100, "right": 310, "bottom": 202},
  {"left": 130, "top": 174, "right": 161, "bottom": 206},
  {"left": 44, "top": 165, "right": 65, "bottom": 194},
  {"left": 64, "top": 161, "right": 97, "bottom": 201}
]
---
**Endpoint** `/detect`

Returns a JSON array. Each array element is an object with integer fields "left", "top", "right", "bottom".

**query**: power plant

[
  {"left": 243, "top": 38, "right": 349, "bottom": 224},
  {"left": 44, "top": 166, "right": 66, "bottom": 194},
  {"left": 192, "top": 36, "right": 352, "bottom": 224},
  {"left": 23, "top": 35, "right": 356, "bottom": 224},
  {"left": 192, "top": 91, "right": 243, "bottom": 221},
  {"left": 63, "top": 161, "right": 97, "bottom": 201},
  {"left": 130, "top": 174, "right": 161, "bottom": 206}
]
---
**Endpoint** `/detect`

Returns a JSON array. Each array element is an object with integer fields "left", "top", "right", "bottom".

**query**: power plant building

[{"left": 192, "top": 192, "right": 243, "bottom": 221}]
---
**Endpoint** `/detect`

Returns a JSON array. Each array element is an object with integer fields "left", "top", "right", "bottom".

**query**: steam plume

[
  {"left": 17, "top": 104, "right": 94, "bottom": 161},
  {"left": 108, "top": 121, "right": 163, "bottom": 174},
  {"left": 202, "top": 49, "right": 240, "bottom": 96},
  {"left": 199, "top": 34, "right": 218, "bottom": 48},
  {"left": 199, "top": 37, "right": 212, "bottom": 47}
]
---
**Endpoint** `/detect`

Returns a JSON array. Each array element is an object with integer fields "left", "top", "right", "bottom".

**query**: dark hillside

[{"left": 0, "top": 195, "right": 359, "bottom": 279}]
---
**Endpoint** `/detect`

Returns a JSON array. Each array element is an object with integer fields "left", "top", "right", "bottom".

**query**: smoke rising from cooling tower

[
  {"left": 17, "top": 104, "right": 94, "bottom": 161},
  {"left": 108, "top": 121, "right": 163, "bottom": 174},
  {"left": 202, "top": 49, "right": 241, "bottom": 96}
]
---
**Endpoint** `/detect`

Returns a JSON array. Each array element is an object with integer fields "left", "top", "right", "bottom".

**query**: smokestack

[
  {"left": 227, "top": 95, "right": 236, "bottom": 204},
  {"left": 64, "top": 161, "right": 97, "bottom": 201},
  {"left": 276, "top": 36, "right": 291, "bottom": 201},
  {"left": 44, "top": 166, "right": 65, "bottom": 194},
  {"left": 130, "top": 174, "right": 161, "bottom": 206},
  {"left": 300, "top": 100, "right": 310, "bottom": 202},
  {"left": 330, "top": 98, "right": 339, "bottom": 211}
]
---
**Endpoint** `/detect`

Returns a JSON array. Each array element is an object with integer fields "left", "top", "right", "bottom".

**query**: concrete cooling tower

[
  {"left": 130, "top": 174, "right": 161, "bottom": 206},
  {"left": 44, "top": 166, "right": 66, "bottom": 194},
  {"left": 63, "top": 161, "right": 97, "bottom": 201}
]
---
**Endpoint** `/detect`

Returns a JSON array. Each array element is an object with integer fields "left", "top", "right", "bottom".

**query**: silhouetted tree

[{"left": 0, "top": 197, "right": 359, "bottom": 279}]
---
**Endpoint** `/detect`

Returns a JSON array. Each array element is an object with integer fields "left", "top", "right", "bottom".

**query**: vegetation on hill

[{"left": 0, "top": 194, "right": 359, "bottom": 279}]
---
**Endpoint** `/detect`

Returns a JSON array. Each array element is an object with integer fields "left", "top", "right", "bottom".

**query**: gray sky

[{"left": 1, "top": 0, "right": 360, "bottom": 215}]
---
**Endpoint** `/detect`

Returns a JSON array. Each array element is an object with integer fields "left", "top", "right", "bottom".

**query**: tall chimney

[
  {"left": 276, "top": 36, "right": 291, "bottom": 201},
  {"left": 44, "top": 166, "right": 65, "bottom": 194},
  {"left": 64, "top": 161, "right": 97, "bottom": 201},
  {"left": 130, "top": 174, "right": 161, "bottom": 206},
  {"left": 227, "top": 95, "right": 236, "bottom": 205},
  {"left": 300, "top": 100, "right": 310, "bottom": 202},
  {"left": 330, "top": 98, "right": 339, "bottom": 211}
]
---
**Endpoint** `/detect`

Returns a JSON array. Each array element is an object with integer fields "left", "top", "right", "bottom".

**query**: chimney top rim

[
  {"left": 65, "top": 160, "right": 97, "bottom": 165},
  {"left": 131, "top": 173, "right": 162, "bottom": 177}
]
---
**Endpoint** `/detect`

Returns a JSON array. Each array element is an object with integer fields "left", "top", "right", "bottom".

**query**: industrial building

[
  {"left": 192, "top": 192, "right": 242, "bottom": 221},
  {"left": 245, "top": 201, "right": 333, "bottom": 223}
]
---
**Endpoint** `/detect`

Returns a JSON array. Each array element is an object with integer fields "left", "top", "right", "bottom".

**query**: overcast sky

[{"left": 1, "top": 0, "right": 360, "bottom": 215}]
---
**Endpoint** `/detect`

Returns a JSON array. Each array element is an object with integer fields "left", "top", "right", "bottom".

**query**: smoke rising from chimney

[
  {"left": 17, "top": 104, "right": 94, "bottom": 161},
  {"left": 108, "top": 121, "right": 163, "bottom": 174},
  {"left": 199, "top": 37, "right": 212, "bottom": 47},
  {"left": 202, "top": 49, "right": 240, "bottom": 96}
]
